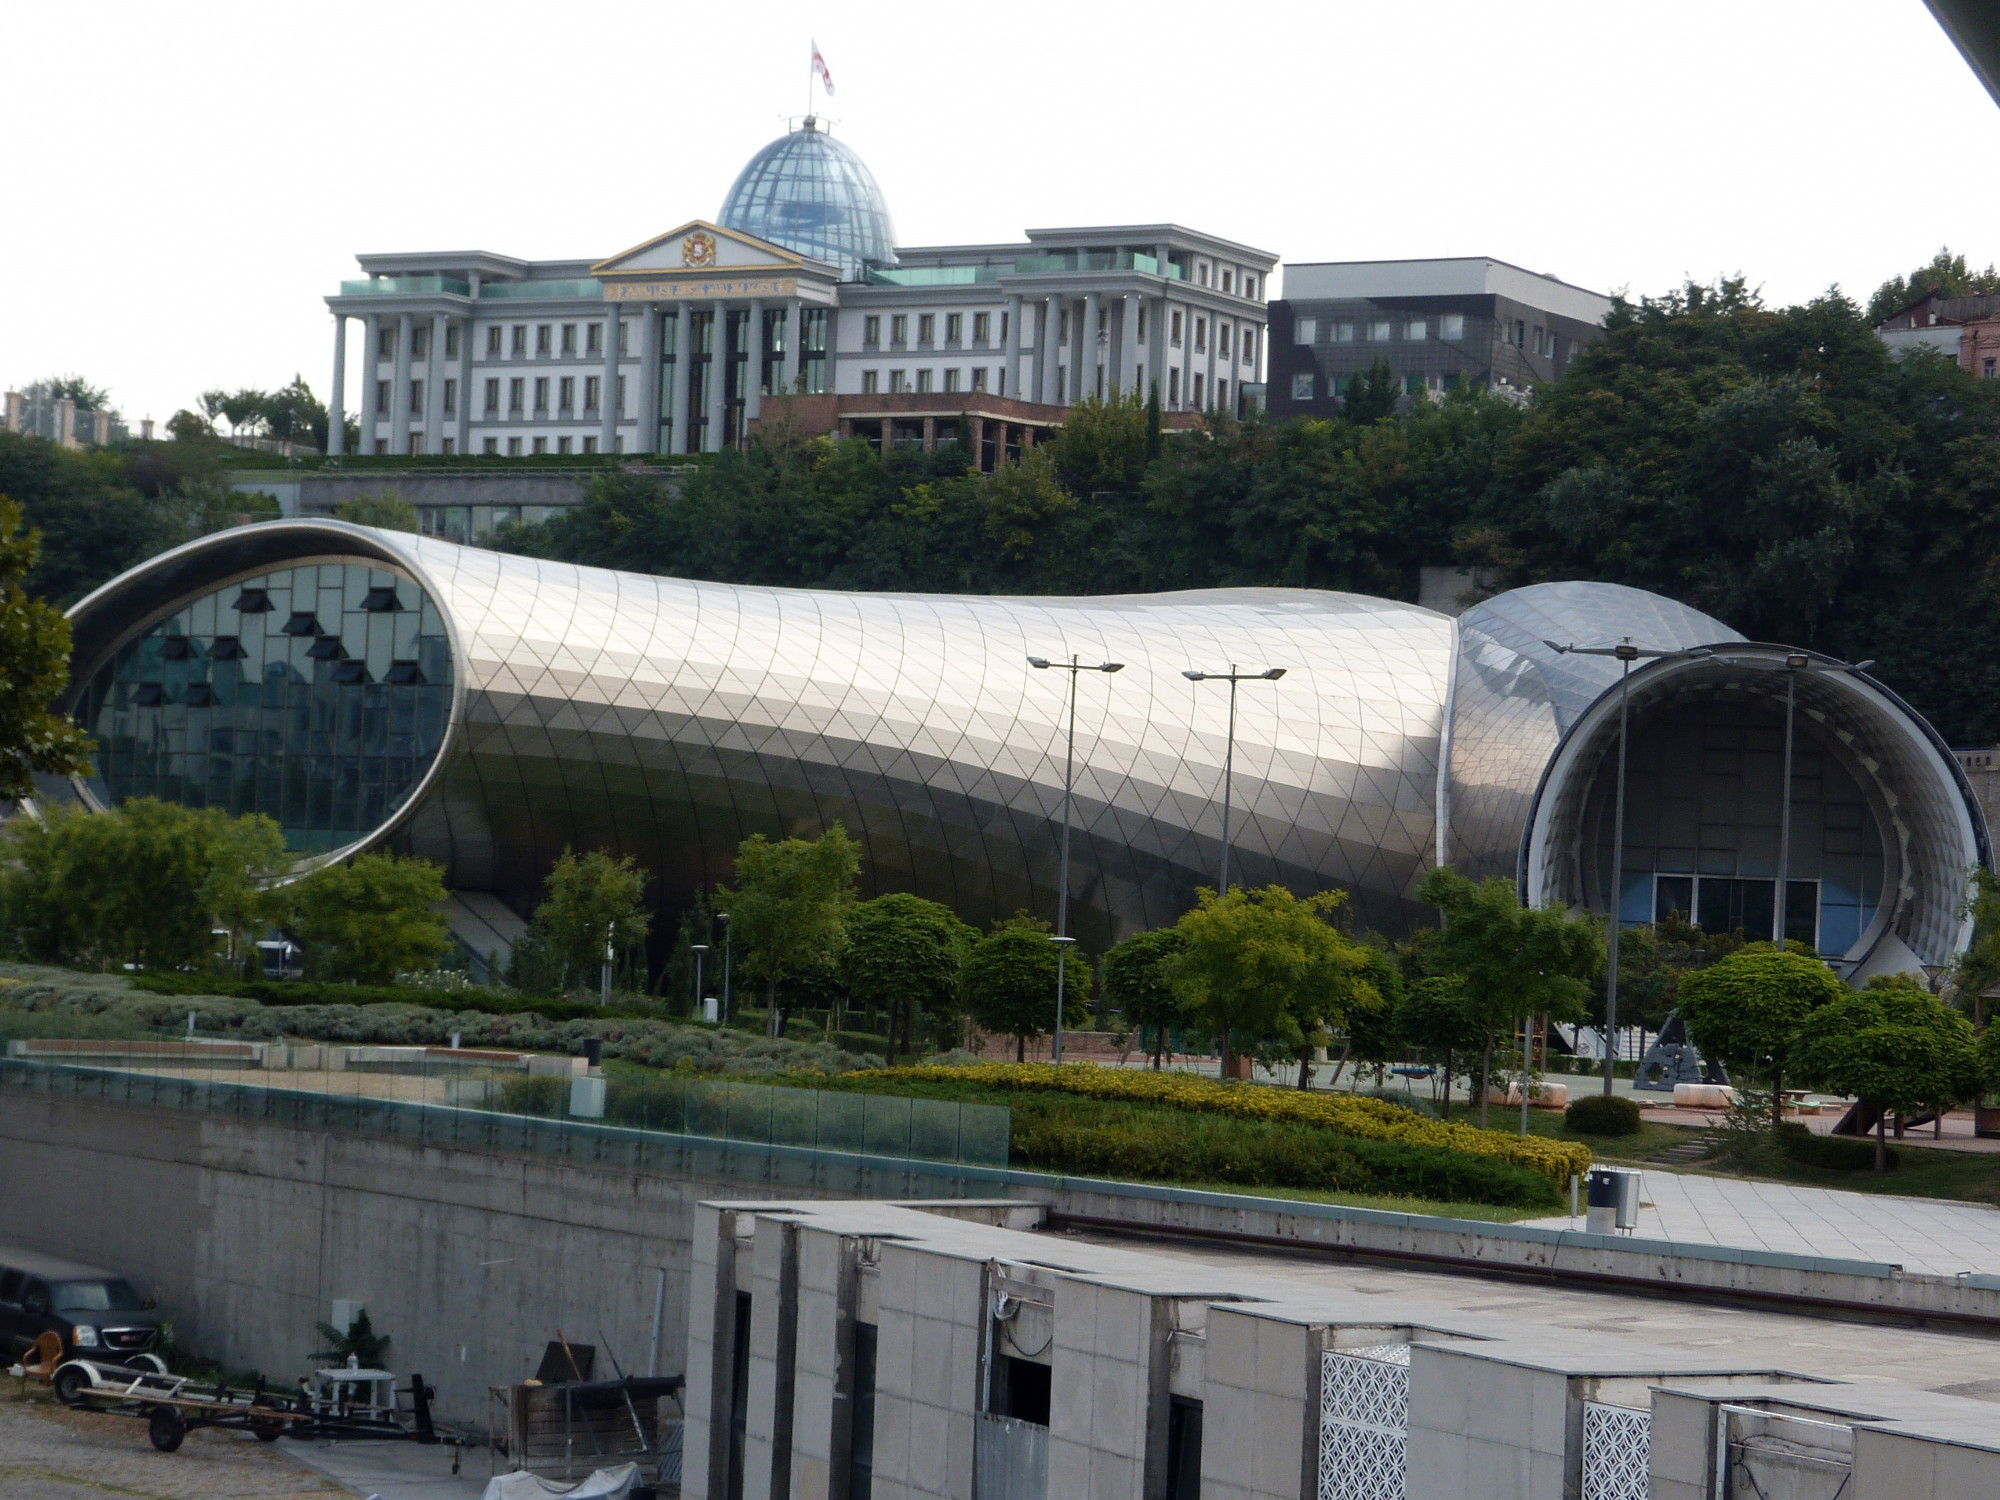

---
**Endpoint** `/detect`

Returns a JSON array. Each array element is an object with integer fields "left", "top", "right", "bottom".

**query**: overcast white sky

[{"left": 3, "top": 0, "right": 1995, "bottom": 428}]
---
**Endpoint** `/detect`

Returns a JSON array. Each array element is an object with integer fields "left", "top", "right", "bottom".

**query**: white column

[
  {"left": 455, "top": 316, "right": 473, "bottom": 454},
  {"left": 1039, "top": 297, "right": 1060, "bottom": 404},
  {"left": 423, "top": 311, "right": 447, "bottom": 453},
  {"left": 1080, "top": 291, "right": 1100, "bottom": 404},
  {"left": 705, "top": 300, "right": 727, "bottom": 451},
  {"left": 360, "top": 314, "right": 381, "bottom": 445},
  {"left": 670, "top": 302, "right": 692, "bottom": 455},
  {"left": 1003, "top": 294, "right": 1022, "bottom": 399},
  {"left": 639, "top": 305, "right": 663, "bottom": 454},
  {"left": 780, "top": 299, "right": 801, "bottom": 396},
  {"left": 1205, "top": 309, "right": 1218, "bottom": 411},
  {"left": 1119, "top": 292, "right": 1141, "bottom": 399},
  {"left": 745, "top": 298, "right": 764, "bottom": 424},
  {"left": 599, "top": 307, "right": 621, "bottom": 452},
  {"left": 1152, "top": 295, "right": 1169, "bottom": 404},
  {"left": 327, "top": 315, "right": 347, "bottom": 456},
  {"left": 390, "top": 312, "right": 413, "bottom": 454}
]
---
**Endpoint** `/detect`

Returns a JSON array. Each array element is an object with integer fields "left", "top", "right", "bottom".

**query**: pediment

[{"left": 593, "top": 221, "right": 803, "bottom": 276}]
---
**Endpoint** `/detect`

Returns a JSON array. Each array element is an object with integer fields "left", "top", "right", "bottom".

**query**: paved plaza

[{"left": 1522, "top": 1168, "right": 2000, "bottom": 1278}]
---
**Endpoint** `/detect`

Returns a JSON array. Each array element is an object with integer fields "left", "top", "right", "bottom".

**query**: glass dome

[{"left": 717, "top": 120, "right": 896, "bottom": 281}]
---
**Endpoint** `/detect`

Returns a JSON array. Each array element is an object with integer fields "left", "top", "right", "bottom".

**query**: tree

[
  {"left": 1393, "top": 976, "right": 1486, "bottom": 1120},
  {"left": 1949, "top": 867, "right": 2000, "bottom": 1027},
  {"left": 287, "top": 852, "right": 450, "bottom": 983},
  {"left": 0, "top": 800, "right": 287, "bottom": 970},
  {"left": 1415, "top": 868, "right": 1604, "bottom": 1127},
  {"left": 1167, "top": 885, "right": 1381, "bottom": 1080},
  {"left": 1098, "top": 927, "right": 1189, "bottom": 1068},
  {"left": 333, "top": 491, "right": 421, "bottom": 532},
  {"left": 35, "top": 375, "right": 114, "bottom": 411},
  {"left": 199, "top": 813, "right": 292, "bottom": 975},
  {"left": 964, "top": 912, "right": 1090, "bottom": 1060},
  {"left": 0, "top": 499, "right": 93, "bottom": 799},
  {"left": 1866, "top": 246, "right": 2000, "bottom": 325},
  {"left": 1339, "top": 946, "right": 1406, "bottom": 1090},
  {"left": 1792, "top": 975, "right": 1982, "bottom": 1169},
  {"left": 1342, "top": 358, "right": 1400, "bottom": 425},
  {"left": 1676, "top": 946, "right": 1845, "bottom": 1132},
  {"left": 839, "top": 892, "right": 973, "bottom": 1062},
  {"left": 531, "top": 847, "right": 651, "bottom": 994},
  {"left": 715, "top": 825, "right": 860, "bottom": 1036}
]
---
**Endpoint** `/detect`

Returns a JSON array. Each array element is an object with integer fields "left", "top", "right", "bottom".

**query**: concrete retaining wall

[{"left": 0, "top": 1082, "right": 784, "bottom": 1424}]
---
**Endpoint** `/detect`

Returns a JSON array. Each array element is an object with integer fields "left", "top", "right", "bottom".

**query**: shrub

[
  {"left": 1565, "top": 1094, "right": 1642, "bottom": 1137},
  {"left": 498, "top": 1075, "right": 567, "bottom": 1116},
  {"left": 1778, "top": 1123, "right": 1898, "bottom": 1172},
  {"left": 880, "top": 1062, "right": 1592, "bottom": 1185}
]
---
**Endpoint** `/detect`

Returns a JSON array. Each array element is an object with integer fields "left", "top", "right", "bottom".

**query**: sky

[{"left": 3, "top": 0, "right": 1996, "bottom": 429}]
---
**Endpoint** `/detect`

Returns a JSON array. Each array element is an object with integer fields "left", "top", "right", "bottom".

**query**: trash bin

[{"left": 1586, "top": 1167, "right": 1641, "bottom": 1234}]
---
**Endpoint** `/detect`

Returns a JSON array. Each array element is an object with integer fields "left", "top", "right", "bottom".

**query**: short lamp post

[
  {"left": 717, "top": 913, "right": 732, "bottom": 1023},
  {"left": 690, "top": 943, "right": 710, "bottom": 1020},
  {"left": 601, "top": 920, "right": 617, "bottom": 1007},
  {"left": 1028, "top": 653, "right": 1124, "bottom": 1064},
  {"left": 1182, "top": 664, "right": 1286, "bottom": 894}
]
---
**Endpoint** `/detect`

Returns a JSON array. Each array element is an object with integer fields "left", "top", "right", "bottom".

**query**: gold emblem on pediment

[{"left": 681, "top": 231, "right": 717, "bottom": 268}]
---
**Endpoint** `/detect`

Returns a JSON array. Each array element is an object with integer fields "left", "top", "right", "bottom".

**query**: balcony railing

[{"left": 340, "top": 276, "right": 473, "bottom": 297}]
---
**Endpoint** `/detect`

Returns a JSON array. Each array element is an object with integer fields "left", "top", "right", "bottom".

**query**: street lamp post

[
  {"left": 1183, "top": 664, "right": 1287, "bottom": 893},
  {"left": 601, "top": 920, "right": 616, "bottom": 1007},
  {"left": 1028, "top": 653, "right": 1124, "bottom": 1064},
  {"left": 717, "top": 913, "right": 732, "bottom": 1023},
  {"left": 690, "top": 942, "right": 710, "bottom": 1020},
  {"left": 1546, "top": 639, "right": 1713, "bottom": 1094}
]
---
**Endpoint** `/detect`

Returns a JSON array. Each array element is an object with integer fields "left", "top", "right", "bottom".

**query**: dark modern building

[
  {"left": 57, "top": 520, "right": 1987, "bottom": 982},
  {"left": 1265, "top": 257, "right": 1612, "bottom": 417}
]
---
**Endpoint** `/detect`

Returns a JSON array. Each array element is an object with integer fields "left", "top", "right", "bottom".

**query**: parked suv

[{"left": 0, "top": 1246, "right": 161, "bottom": 1364}]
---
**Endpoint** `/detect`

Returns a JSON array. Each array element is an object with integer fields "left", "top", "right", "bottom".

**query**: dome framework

[{"left": 717, "top": 120, "right": 896, "bottom": 282}]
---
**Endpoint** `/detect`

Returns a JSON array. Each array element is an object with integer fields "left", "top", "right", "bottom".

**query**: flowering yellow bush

[{"left": 878, "top": 1062, "right": 1593, "bottom": 1185}]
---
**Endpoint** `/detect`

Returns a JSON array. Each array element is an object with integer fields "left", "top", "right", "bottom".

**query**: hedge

[
  {"left": 875, "top": 1063, "right": 1593, "bottom": 1186},
  {"left": 1778, "top": 1123, "right": 1898, "bottom": 1171},
  {"left": 129, "top": 971, "right": 656, "bottom": 1023},
  {"left": 1564, "top": 1094, "right": 1642, "bottom": 1137}
]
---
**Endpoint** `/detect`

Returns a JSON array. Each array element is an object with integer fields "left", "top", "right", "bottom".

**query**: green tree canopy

[
  {"left": 715, "top": 825, "right": 860, "bottom": 1036},
  {"left": 287, "top": 851, "right": 451, "bottom": 984},
  {"left": 333, "top": 491, "right": 421, "bottom": 532},
  {"left": 1167, "top": 885, "right": 1381, "bottom": 1079},
  {"left": 1393, "top": 975, "right": 1487, "bottom": 1120},
  {"left": 1792, "top": 974, "right": 1982, "bottom": 1168},
  {"left": 0, "top": 799, "right": 288, "bottom": 969},
  {"left": 1098, "top": 927, "right": 1190, "bottom": 1067},
  {"left": 1415, "top": 867, "right": 1604, "bottom": 1125},
  {"left": 0, "top": 498, "right": 93, "bottom": 799},
  {"left": 531, "top": 847, "right": 652, "bottom": 992},
  {"left": 1866, "top": 246, "right": 2000, "bottom": 325},
  {"left": 839, "top": 892, "right": 974, "bottom": 1062},
  {"left": 963, "top": 911, "right": 1090, "bottom": 1059},
  {"left": 1676, "top": 945, "right": 1846, "bottom": 1130}
]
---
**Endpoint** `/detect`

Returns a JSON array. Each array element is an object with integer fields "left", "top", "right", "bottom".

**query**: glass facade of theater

[{"left": 74, "top": 562, "right": 453, "bottom": 855}]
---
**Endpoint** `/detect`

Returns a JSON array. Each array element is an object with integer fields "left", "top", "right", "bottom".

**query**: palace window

[
  {"left": 533, "top": 377, "right": 549, "bottom": 412},
  {"left": 508, "top": 437, "right": 522, "bottom": 456},
  {"left": 891, "top": 314, "right": 908, "bottom": 345},
  {"left": 558, "top": 436, "right": 572, "bottom": 454},
  {"left": 862, "top": 370, "right": 879, "bottom": 394},
  {"left": 919, "top": 314, "right": 935, "bottom": 343},
  {"left": 377, "top": 325, "right": 395, "bottom": 358},
  {"left": 973, "top": 311, "right": 990, "bottom": 343},
  {"left": 583, "top": 436, "right": 597, "bottom": 453},
  {"left": 1442, "top": 314, "right": 1465, "bottom": 340},
  {"left": 443, "top": 379, "right": 456, "bottom": 415},
  {"left": 484, "top": 378, "right": 499, "bottom": 416},
  {"left": 411, "top": 326, "right": 428, "bottom": 361},
  {"left": 916, "top": 369, "right": 933, "bottom": 393},
  {"left": 944, "top": 369, "right": 961, "bottom": 392},
  {"left": 558, "top": 377, "right": 574, "bottom": 413},
  {"left": 971, "top": 368, "right": 988, "bottom": 392},
  {"left": 945, "top": 313, "right": 962, "bottom": 344},
  {"left": 533, "top": 437, "right": 547, "bottom": 454},
  {"left": 375, "top": 379, "right": 390, "bottom": 414},
  {"left": 409, "top": 380, "right": 424, "bottom": 414},
  {"left": 584, "top": 376, "right": 600, "bottom": 413},
  {"left": 511, "top": 325, "right": 527, "bottom": 357},
  {"left": 864, "top": 315, "right": 881, "bottom": 345},
  {"left": 1172, "top": 309, "right": 1183, "bottom": 347},
  {"left": 483, "top": 438, "right": 498, "bottom": 455},
  {"left": 508, "top": 378, "right": 524, "bottom": 414},
  {"left": 586, "top": 322, "right": 601, "bottom": 356},
  {"left": 1408, "top": 320, "right": 1428, "bottom": 341},
  {"left": 445, "top": 325, "right": 460, "bottom": 359},
  {"left": 1295, "top": 318, "right": 1317, "bottom": 344},
  {"left": 561, "top": 324, "right": 577, "bottom": 357},
  {"left": 1291, "top": 373, "right": 1313, "bottom": 401},
  {"left": 486, "top": 326, "right": 502, "bottom": 357},
  {"left": 536, "top": 325, "right": 552, "bottom": 356},
  {"left": 889, "top": 369, "right": 908, "bottom": 393},
  {"left": 1195, "top": 317, "right": 1207, "bottom": 353}
]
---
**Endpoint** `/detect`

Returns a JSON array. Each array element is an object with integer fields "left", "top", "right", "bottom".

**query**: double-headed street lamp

[
  {"left": 1028, "top": 654, "right": 1124, "bottom": 1064},
  {"left": 1183, "top": 665, "right": 1287, "bottom": 894}
]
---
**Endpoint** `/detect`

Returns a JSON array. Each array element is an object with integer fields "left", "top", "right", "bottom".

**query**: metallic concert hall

[{"left": 60, "top": 520, "right": 1988, "bottom": 975}]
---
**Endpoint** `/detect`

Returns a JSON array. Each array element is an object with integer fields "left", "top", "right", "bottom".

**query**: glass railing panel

[
  {"left": 956, "top": 1103, "right": 1011, "bottom": 1167},
  {"left": 862, "top": 1093, "right": 913, "bottom": 1158},
  {"left": 479, "top": 280, "right": 603, "bottom": 300}
]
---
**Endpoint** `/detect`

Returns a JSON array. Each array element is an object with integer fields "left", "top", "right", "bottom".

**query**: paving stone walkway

[{"left": 1521, "top": 1169, "right": 2000, "bottom": 1277}]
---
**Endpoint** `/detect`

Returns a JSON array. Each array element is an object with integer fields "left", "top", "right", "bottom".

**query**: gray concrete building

[
  {"left": 684, "top": 1196, "right": 2000, "bottom": 1500},
  {"left": 323, "top": 119, "right": 1272, "bottom": 462},
  {"left": 1265, "top": 258, "right": 1612, "bottom": 416}
]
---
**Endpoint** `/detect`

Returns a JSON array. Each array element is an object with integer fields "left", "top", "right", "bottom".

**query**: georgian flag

[{"left": 812, "top": 42, "right": 835, "bottom": 96}]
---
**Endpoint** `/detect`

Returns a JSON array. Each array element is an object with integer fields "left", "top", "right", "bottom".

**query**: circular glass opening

[{"left": 74, "top": 560, "right": 453, "bottom": 856}]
